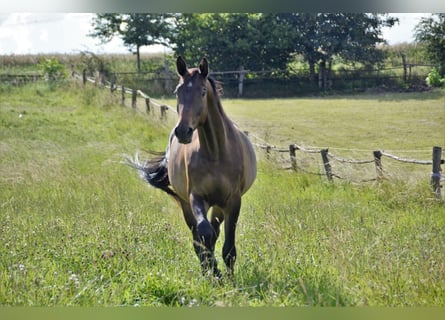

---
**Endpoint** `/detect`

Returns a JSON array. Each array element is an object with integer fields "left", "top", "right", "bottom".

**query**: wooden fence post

[
  {"left": 132, "top": 89, "right": 137, "bottom": 109},
  {"left": 238, "top": 66, "right": 245, "bottom": 97},
  {"left": 145, "top": 98, "right": 151, "bottom": 114},
  {"left": 431, "top": 146, "right": 443, "bottom": 199},
  {"left": 401, "top": 53, "right": 408, "bottom": 83},
  {"left": 121, "top": 86, "right": 125, "bottom": 105},
  {"left": 289, "top": 144, "right": 297, "bottom": 171},
  {"left": 160, "top": 105, "right": 168, "bottom": 120},
  {"left": 321, "top": 149, "right": 332, "bottom": 180},
  {"left": 82, "top": 69, "right": 87, "bottom": 85},
  {"left": 94, "top": 71, "right": 99, "bottom": 86},
  {"left": 266, "top": 145, "right": 271, "bottom": 159},
  {"left": 373, "top": 150, "right": 384, "bottom": 181},
  {"left": 163, "top": 59, "right": 171, "bottom": 93}
]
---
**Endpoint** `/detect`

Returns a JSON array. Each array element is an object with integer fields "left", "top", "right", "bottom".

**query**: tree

[
  {"left": 173, "top": 13, "right": 397, "bottom": 90},
  {"left": 90, "top": 14, "right": 174, "bottom": 72},
  {"left": 415, "top": 14, "right": 445, "bottom": 75},
  {"left": 173, "top": 14, "right": 292, "bottom": 71},
  {"left": 175, "top": 14, "right": 253, "bottom": 70},
  {"left": 277, "top": 13, "right": 398, "bottom": 87}
]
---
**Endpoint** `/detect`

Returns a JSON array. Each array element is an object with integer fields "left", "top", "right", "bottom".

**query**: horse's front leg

[
  {"left": 222, "top": 196, "right": 241, "bottom": 275},
  {"left": 189, "top": 194, "right": 221, "bottom": 277}
]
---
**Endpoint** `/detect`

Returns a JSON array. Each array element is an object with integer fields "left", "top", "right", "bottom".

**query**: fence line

[
  {"left": 73, "top": 70, "right": 444, "bottom": 200},
  {"left": 0, "top": 73, "right": 43, "bottom": 85},
  {"left": 73, "top": 70, "right": 177, "bottom": 119},
  {"left": 254, "top": 141, "right": 443, "bottom": 198},
  {"left": 96, "top": 62, "right": 433, "bottom": 98}
]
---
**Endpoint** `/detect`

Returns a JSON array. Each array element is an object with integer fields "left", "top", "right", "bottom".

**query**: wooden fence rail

[
  {"left": 0, "top": 74, "right": 43, "bottom": 85},
  {"left": 73, "top": 70, "right": 176, "bottom": 118}
]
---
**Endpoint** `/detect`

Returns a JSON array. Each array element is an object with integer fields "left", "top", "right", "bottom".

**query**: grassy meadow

[{"left": 0, "top": 80, "right": 444, "bottom": 306}]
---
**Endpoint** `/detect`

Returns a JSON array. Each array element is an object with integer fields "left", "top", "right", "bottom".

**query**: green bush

[
  {"left": 425, "top": 68, "right": 444, "bottom": 87},
  {"left": 39, "top": 58, "right": 67, "bottom": 82}
]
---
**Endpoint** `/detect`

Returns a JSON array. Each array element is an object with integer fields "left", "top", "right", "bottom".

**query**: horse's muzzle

[{"left": 174, "top": 125, "right": 194, "bottom": 144}]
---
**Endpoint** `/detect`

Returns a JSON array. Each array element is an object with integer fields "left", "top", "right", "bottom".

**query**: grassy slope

[{"left": 0, "top": 82, "right": 444, "bottom": 306}]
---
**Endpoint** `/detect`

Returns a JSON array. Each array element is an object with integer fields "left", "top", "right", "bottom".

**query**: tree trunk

[
  {"left": 401, "top": 52, "right": 407, "bottom": 83},
  {"left": 327, "top": 59, "right": 332, "bottom": 89},
  {"left": 309, "top": 61, "right": 316, "bottom": 82},
  {"left": 318, "top": 60, "right": 326, "bottom": 90},
  {"left": 136, "top": 45, "right": 141, "bottom": 73}
]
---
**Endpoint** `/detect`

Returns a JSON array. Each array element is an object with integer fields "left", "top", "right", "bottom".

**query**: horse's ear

[
  {"left": 176, "top": 56, "right": 188, "bottom": 77},
  {"left": 199, "top": 57, "right": 209, "bottom": 77}
]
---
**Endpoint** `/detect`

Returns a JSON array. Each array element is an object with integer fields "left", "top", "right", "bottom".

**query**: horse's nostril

[{"left": 174, "top": 125, "right": 193, "bottom": 143}]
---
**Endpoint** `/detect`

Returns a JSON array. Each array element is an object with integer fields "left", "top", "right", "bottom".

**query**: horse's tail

[{"left": 123, "top": 151, "right": 180, "bottom": 203}]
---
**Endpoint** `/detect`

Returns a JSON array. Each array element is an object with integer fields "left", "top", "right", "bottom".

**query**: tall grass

[
  {"left": 0, "top": 53, "right": 166, "bottom": 74},
  {"left": 1, "top": 82, "right": 444, "bottom": 306}
]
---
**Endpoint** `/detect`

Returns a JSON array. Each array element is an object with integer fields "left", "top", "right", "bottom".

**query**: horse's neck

[{"left": 197, "top": 89, "right": 229, "bottom": 160}]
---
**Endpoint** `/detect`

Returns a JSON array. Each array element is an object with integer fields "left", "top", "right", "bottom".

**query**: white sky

[{"left": 0, "top": 13, "right": 431, "bottom": 55}]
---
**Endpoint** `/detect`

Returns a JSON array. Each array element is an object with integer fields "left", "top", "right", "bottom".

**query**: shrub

[
  {"left": 39, "top": 58, "right": 67, "bottom": 82},
  {"left": 425, "top": 68, "right": 444, "bottom": 87}
]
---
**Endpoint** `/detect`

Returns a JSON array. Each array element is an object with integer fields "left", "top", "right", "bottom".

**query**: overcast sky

[{"left": 0, "top": 13, "right": 430, "bottom": 55}]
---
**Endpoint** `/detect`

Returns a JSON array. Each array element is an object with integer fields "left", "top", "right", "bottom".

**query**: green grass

[
  {"left": 1, "top": 82, "right": 444, "bottom": 306},
  {"left": 163, "top": 90, "right": 445, "bottom": 151},
  {"left": 228, "top": 91, "right": 445, "bottom": 149}
]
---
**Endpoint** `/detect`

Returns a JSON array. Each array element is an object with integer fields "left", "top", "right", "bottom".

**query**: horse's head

[{"left": 174, "top": 56, "right": 210, "bottom": 144}]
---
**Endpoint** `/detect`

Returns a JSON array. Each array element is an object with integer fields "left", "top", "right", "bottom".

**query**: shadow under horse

[{"left": 127, "top": 56, "right": 257, "bottom": 278}]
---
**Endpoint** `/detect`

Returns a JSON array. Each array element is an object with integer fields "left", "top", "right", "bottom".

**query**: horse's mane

[
  {"left": 207, "top": 76, "right": 229, "bottom": 121},
  {"left": 208, "top": 76, "right": 224, "bottom": 97}
]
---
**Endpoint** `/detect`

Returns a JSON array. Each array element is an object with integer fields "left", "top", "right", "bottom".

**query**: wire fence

[
  {"left": 250, "top": 135, "right": 443, "bottom": 199},
  {"left": 109, "top": 63, "right": 433, "bottom": 98}
]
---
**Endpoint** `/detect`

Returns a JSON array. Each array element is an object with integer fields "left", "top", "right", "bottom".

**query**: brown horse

[{"left": 127, "top": 57, "right": 256, "bottom": 277}]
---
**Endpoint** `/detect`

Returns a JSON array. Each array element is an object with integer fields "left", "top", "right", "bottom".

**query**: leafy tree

[
  {"left": 415, "top": 14, "right": 445, "bottom": 75},
  {"left": 175, "top": 14, "right": 249, "bottom": 70},
  {"left": 90, "top": 13, "right": 174, "bottom": 72},
  {"left": 174, "top": 13, "right": 228, "bottom": 69},
  {"left": 173, "top": 13, "right": 396, "bottom": 85},
  {"left": 276, "top": 13, "right": 397, "bottom": 85},
  {"left": 174, "top": 14, "right": 292, "bottom": 71}
]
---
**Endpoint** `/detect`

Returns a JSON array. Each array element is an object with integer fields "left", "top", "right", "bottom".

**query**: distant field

[
  {"left": 1, "top": 82, "right": 444, "bottom": 306},
  {"left": 164, "top": 89, "right": 445, "bottom": 150}
]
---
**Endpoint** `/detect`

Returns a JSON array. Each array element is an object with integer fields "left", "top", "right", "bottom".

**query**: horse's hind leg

[{"left": 222, "top": 196, "right": 241, "bottom": 275}]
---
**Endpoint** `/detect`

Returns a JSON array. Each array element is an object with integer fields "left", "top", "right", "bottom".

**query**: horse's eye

[{"left": 201, "top": 87, "right": 207, "bottom": 97}]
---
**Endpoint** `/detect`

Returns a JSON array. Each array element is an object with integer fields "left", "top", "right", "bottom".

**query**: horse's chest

[
  {"left": 189, "top": 158, "right": 238, "bottom": 188},
  {"left": 169, "top": 152, "right": 239, "bottom": 203}
]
